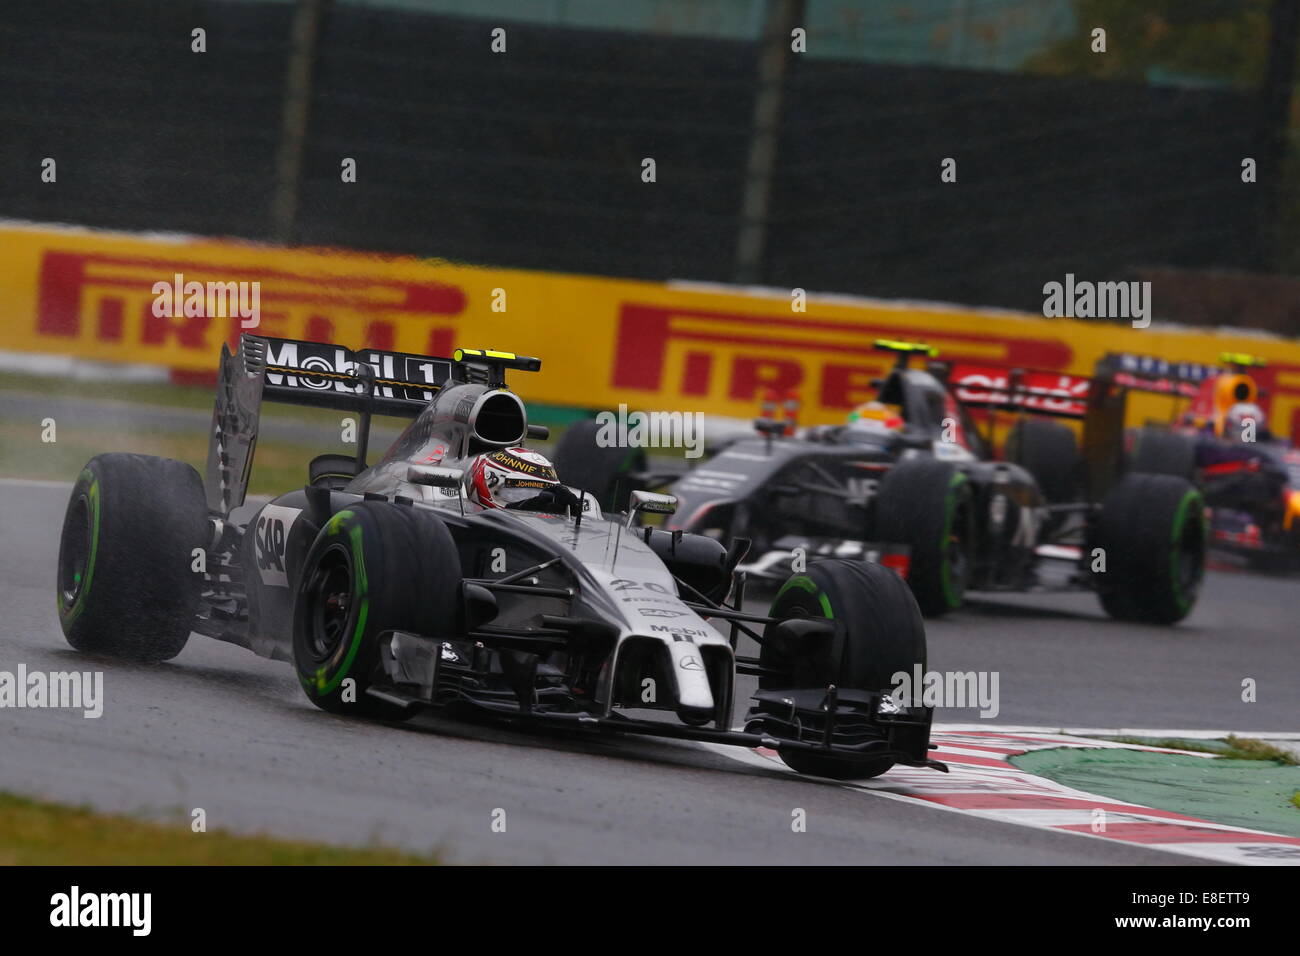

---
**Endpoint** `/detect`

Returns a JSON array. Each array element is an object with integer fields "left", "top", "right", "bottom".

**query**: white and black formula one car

[{"left": 55, "top": 335, "right": 944, "bottom": 780}]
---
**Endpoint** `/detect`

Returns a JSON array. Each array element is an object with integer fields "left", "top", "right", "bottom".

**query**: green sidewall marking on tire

[
  {"left": 776, "top": 575, "right": 817, "bottom": 598},
  {"left": 939, "top": 472, "right": 967, "bottom": 609},
  {"left": 60, "top": 471, "right": 101, "bottom": 626},
  {"left": 325, "top": 509, "right": 355, "bottom": 536},
  {"left": 817, "top": 592, "right": 833, "bottom": 618},
  {"left": 314, "top": 521, "right": 370, "bottom": 696},
  {"left": 1167, "top": 489, "right": 1203, "bottom": 613},
  {"left": 772, "top": 574, "right": 833, "bottom": 618}
]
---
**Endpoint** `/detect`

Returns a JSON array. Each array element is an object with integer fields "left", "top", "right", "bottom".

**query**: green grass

[
  {"left": 0, "top": 369, "right": 205, "bottom": 408},
  {"left": 0, "top": 369, "right": 593, "bottom": 426},
  {"left": 0, "top": 368, "right": 375, "bottom": 494},
  {"left": 0, "top": 369, "right": 321, "bottom": 419},
  {"left": 1106, "top": 735, "right": 1299, "bottom": 766},
  {"left": 0, "top": 369, "right": 590, "bottom": 495},
  {"left": 0, "top": 418, "right": 316, "bottom": 496},
  {"left": 1222, "top": 735, "right": 1300, "bottom": 766},
  {"left": 0, "top": 791, "right": 440, "bottom": 865}
]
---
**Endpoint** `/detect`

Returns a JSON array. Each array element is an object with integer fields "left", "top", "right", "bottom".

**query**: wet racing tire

[
  {"left": 761, "top": 559, "right": 926, "bottom": 779},
  {"left": 1005, "top": 418, "right": 1081, "bottom": 505},
  {"left": 57, "top": 454, "right": 208, "bottom": 662},
  {"left": 1091, "top": 473, "right": 1206, "bottom": 624},
  {"left": 293, "top": 502, "right": 463, "bottom": 720},
  {"left": 1127, "top": 427, "right": 1197, "bottom": 480}
]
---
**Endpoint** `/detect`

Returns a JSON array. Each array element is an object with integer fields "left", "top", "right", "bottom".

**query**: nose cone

[{"left": 667, "top": 639, "right": 715, "bottom": 724}]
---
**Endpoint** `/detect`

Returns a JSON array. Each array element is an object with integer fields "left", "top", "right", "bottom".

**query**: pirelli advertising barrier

[{"left": 3, "top": 221, "right": 1300, "bottom": 438}]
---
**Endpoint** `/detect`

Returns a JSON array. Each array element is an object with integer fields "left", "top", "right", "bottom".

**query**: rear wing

[
  {"left": 943, "top": 362, "right": 1092, "bottom": 419},
  {"left": 1092, "top": 352, "right": 1219, "bottom": 399},
  {"left": 881, "top": 343, "right": 1212, "bottom": 499},
  {"left": 942, "top": 353, "right": 1229, "bottom": 417},
  {"left": 255, "top": 336, "right": 455, "bottom": 418},
  {"left": 204, "top": 334, "right": 540, "bottom": 515},
  {"left": 938, "top": 360, "right": 1136, "bottom": 501}
]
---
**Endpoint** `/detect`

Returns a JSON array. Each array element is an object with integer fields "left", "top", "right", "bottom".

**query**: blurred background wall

[{"left": 0, "top": 0, "right": 1296, "bottom": 325}]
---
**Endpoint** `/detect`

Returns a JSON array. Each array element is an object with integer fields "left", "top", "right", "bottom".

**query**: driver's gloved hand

[{"left": 505, "top": 484, "right": 583, "bottom": 514}]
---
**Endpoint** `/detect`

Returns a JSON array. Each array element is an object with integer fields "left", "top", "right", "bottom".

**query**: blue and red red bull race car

[{"left": 1100, "top": 352, "right": 1300, "bottom": 567}]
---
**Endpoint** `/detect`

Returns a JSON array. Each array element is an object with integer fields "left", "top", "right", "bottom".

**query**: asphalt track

[{"left": 2, "top": 479, "right": 1295, "bottom": 864}]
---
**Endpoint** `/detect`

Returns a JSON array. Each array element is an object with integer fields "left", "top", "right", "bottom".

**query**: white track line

[{"left": 935, "top": 724, "right": 1300, "bottom": 739}]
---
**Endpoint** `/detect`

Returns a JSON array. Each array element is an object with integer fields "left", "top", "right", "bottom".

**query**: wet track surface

[{"left": 2, "top": 481, "right": 1294, "bottom": 863}]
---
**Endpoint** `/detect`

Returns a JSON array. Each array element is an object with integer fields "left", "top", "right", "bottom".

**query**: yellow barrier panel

[{"left": 2, "top": 222, "right": 1300, "bottom": 439}]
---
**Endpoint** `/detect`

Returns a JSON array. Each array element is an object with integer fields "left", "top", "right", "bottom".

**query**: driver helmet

[
  {"left": 846, "top": 400, "right": 904, "bottom": 433},
  {"left": 1223, "top": 402, "right": 1266, "bottom": 441},
  {"left": 467, "top": 447, "right": 562, "bottom": 509}
]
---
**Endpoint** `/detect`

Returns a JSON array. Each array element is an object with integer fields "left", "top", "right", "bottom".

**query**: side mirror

[
  {"left": 627, "top": 489, "right": 677, "bottom": 526},
  {"left": 407, "top": 464, "right": 465, "bottom": 489}
]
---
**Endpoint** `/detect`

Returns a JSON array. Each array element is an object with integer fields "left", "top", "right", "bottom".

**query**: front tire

[
  {"left": 57, "top": 454, "right": 208, "bottom": 662},
  {"left": 1091, "top": 474, "right": 1206, "bottom": 624},
  {"left": 761, "top": 560, "right": 926, "bottom": 779},
  {"left": 292, "top": 502, "right": 463, "bottom": 720}
]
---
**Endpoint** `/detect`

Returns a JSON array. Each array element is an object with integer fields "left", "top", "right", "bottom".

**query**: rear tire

[
  {"left": 874, "top": 459, "right": 973, "bottom": 617},
  {"left": 552, "top": 419, "right": 645, "bottom": 512},
  {"left": 57, "top": 454, "right": 207, "bottom": 662},
  {"left": 293, "top": 502, "right": 463, "bottom": 720},
  {"left": 761, "top": 560, "right": 926, "bottom": 779},
  {"left": 1005, "top": 418, "right": 1080, "bottom": 504},
  {"left": 1128, "top": 427, "right": 1196, "bottom": 480},
  {"left": 1091, "top": 474, "right": 1206, "bottom": 624}
]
